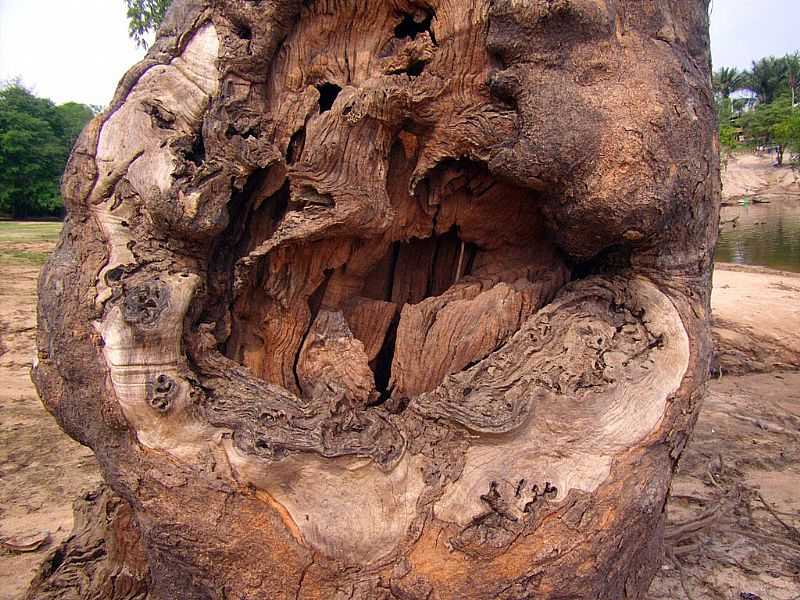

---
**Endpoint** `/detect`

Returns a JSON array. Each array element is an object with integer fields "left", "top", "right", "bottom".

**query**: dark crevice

[
  {"left": 426, "top": 233, "right": 445, "bottom": 299},
  {"left": 270, "top": 180, "right": 291, "bottom": 223},
  {"left": 143, "top": 102, "right": 176, "bottom": 129},
  {"left": 234, "top": 23, "right": 252, "bottom": 40},
  {"left": 570, "top": 243, "right": 632, "bottom": 280},
  {"left": 316, "top": 83, "right": 341, "bottom": 113},
  {"left": 463, "top": 241, "right": 478, "bottom": 278},
  {"left": 200, "top": 166, "right": 272, "bottom": 351},
  {"left": 187, "top": 132, "right": 206, "bottom": 167},
  {"left": 234, "top": 179, "right": 290, "bottom": 309},
  {"left": 406, "top": 59, "right": 428, "bottom": 77},
  {"left": 47, "top": 546, "right": 66, "bottom": 573},
  {"left": 389, "top": 59, "right": 429, "bottom": 78},
  {"left": 308, "top": 269, "right": 333, "bottom": 319},
  {"left": 225, "top": 124, "right": 259, "bottom": 139},
  {"left": 394, "top": 9, "right": 436, "bottom": 44},
  {"left": 370, "top": 317, "right": 399, "bottom": 405},
  {"left": 359, "top": 226, "right": 479, "bottom": 402},
  {"left": 385, "top": 242, "right": 401, "bottom": 302},
  {"left": 286, "top": 127, "right": 306, "bottom": 165}
]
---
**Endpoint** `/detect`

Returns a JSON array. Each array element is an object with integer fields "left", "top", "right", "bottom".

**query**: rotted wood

[{"left": 32, "top": 0, "right": 719, "bottom": 598}]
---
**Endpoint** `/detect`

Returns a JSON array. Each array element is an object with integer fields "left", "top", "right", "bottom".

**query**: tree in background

[
  {"left": 740, "top": 96, "right": 799, "bottom": 165},
  {"left": 773, "top": 107, "right": 800, "bottom": 162},
  {"left": 57, "top": 102, "right": 98, "bottom": 148},
  {"left": 713, "top": 66, "right": 747, "bottom": 99},
  {"left": 0, "top": 83, "right": 96, "bottom": 219},
  {"left": 715, "top": 53, "right": 800, "bottom": 158},
  {"left": 746, "top": 56, "right": 789, "bottom": 104},
  {"left": 125, "top": 0, "right": 172, "bottom": 47},
  {"left": 713, "top": 67, "right": 748, "bottom": 151},
  {"left": 786, "top": 53, "right": 800, "bottom": 107}
]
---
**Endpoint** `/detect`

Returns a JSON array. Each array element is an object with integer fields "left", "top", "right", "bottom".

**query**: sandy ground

[
  {"left": 713, "top": 264, "right": 800, "bottom": 374},
  {"left": 721, "top": 152, "right": 800, "bottom": 201},
  {"left": 647, "top": 370, "right": 800, "bottom": 600},
  {"left": 1, "top": 205, "right": 799, "bottom": 598},
  {"left": 0, "top": 261, "right": 101, "bottom": 600}
]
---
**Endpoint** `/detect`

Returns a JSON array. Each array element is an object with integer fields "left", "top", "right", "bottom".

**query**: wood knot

[
  {"left": 147, "top": 374, "right": 177, "bottom": 413},
  {"left": 122, "top": 282, "right": 170, "bottom": 328}
]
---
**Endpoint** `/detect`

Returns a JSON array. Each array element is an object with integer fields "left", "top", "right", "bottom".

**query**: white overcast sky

[{"left": 1, "top": 0, "right": 799, "bottom": 107}]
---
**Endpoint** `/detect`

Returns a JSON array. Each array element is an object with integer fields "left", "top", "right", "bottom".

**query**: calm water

[{"left": 715, "top": 195, "right": 800, "bottom": 273}]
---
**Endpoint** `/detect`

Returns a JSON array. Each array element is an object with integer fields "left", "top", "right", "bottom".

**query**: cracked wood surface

[{"left": 32, "top": 0, "right": 719, "bottom": 598}]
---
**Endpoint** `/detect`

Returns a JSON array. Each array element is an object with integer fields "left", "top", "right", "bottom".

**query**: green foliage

[
  {"left": 746, "top": 56, "right": 788, "bottom": 104},
  {"left": 719, "top": 124, "right": 740, "bottom": 150},
  {"left": 0, "top": 84, "right": 97, "bottom": 218},
  {"left": 739, "top": 96, "right": 799, "bottom": 165},
  {"left": 125, "top": 0, "right": 172, "bottom": 47},
  {"left": 713, "top": 67, "right": 747, "bottom": 99},
  {"left": 57, "top": 102, "right": 97, "bottom": 148},
  {"left": 773, "top": 109, "right": 800, "bottom": 153},
  {"left": 736, "top": 53, "right": 800, "bottom": 105},
  {"left": 715, "top": 52, "right": 800, "bottom": 159}
]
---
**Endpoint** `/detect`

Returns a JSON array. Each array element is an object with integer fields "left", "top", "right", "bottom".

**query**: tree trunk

[
  {"left": 32, "top": 1, "right": 719, "bottom": 598},
  {"left": 24, "top": 486, "right": 150, "bottom": 600}
]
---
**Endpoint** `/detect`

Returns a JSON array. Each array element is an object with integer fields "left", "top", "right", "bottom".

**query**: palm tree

[
  {"left": 786, "top": 53, "right": 800, "bottom": 107},
  {"left": 712, "top": 66, "right": 747, "bottom": 99},
  {"left": 746, "top": 57, "right": 788, "bottom": 104}
]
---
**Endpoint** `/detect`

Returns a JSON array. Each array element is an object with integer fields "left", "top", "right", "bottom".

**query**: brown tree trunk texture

[{"left": 31, "top": 0, "right": 719, "bottom": 598}]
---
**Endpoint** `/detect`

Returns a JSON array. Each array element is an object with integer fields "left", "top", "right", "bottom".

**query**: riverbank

[
  {"left": 716, "top": 152, "right": 800, "bottom": 272},
  {"left": 720, "top": 151, "right": 800, "bottom": 202}
]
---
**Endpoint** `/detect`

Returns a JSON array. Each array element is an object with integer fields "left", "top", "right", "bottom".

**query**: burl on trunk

[{"left": 30, "top": 0, "right": 719, "bottom": 598}]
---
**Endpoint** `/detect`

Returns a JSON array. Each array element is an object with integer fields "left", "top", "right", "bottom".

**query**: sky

[
  {"left": 1, "top": 0, "right": 799, "bottom": 107},
  {"left": 709, "top": 0, "right": 800, "bottom": 71},
  {"left": 0, "top": 0, "right": 145, "bottom": 106}
]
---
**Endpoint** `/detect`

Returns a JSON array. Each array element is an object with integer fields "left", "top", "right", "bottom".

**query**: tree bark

[
  {"left": 32, "top": 0, "right": 719, "bottom": 598},
  {"left": 24, "top": 486, "right": 150, "bottom": 600}
]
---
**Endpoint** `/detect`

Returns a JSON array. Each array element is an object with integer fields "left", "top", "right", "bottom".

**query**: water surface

[{"left": 715, "top": 195, "right": 800, "bottom": 273}]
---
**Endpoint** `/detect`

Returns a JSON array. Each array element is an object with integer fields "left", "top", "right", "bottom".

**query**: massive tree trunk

[{"left": 32, "top": 0, "right": 719, "bottom": 598}]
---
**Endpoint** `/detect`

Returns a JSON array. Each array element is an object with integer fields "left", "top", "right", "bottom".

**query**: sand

[
  {"left": 713, "top": 264, "right": 800, "bottom": 374},
  {"left": 0, "top": 262, "right": 100, "bottom": 600},
  {"left": 721, "top": 152, "right": 800, "bottom": 201}
]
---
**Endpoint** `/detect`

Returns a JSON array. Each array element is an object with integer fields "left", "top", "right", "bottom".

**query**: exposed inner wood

[
  {"left": 83, "top": 0, "right": 695, "bottom": 564},
  {"left": 34, "top": 0, "right": 717, "bottom": 595},
  {"left": 226, "top": 159, "right": 568, "bottom": 405}
]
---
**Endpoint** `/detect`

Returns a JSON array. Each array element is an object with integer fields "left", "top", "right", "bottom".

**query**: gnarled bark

[
  {"left": 33, "top": 0, "right": 719, "bottom": 598},
  {"left": 24, "top": 486, "right": 149, "bottom": 600}
]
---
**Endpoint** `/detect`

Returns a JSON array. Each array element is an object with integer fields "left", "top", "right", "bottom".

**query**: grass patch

[
  {"left": 0, "top": 221, "right": 62, "bottom": 244},
  {"left": 0, "top": 249, "right": 50, "bottom": 266},
  {"left": 0, "top": 221, "right": 62, "bottom": 268}
]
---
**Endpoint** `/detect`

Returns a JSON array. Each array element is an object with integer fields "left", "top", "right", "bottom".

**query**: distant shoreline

[{"left": 715, "top": 262, "right": 800, "bottom": 278}]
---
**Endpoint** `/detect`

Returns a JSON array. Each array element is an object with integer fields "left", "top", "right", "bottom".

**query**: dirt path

[
  {"left": 0, "top": 261, "right": 100, "bottom": 600},
  {"left": 647, "top": 371, "right": 800, "bottom": 600}
]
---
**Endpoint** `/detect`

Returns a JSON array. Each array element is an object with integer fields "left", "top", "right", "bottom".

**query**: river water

[{"left": 715, "top": 194, "right": 800, "bottom": 273}]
